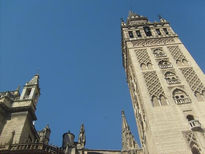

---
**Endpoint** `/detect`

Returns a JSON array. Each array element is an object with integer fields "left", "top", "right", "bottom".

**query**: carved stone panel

[{"left": 180, "top": 67, "right": 205, "bottom": 94}]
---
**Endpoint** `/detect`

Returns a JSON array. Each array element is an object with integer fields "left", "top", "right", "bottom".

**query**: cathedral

[{"left": 0, "top": 12, "right": 204, "bottom": 154}]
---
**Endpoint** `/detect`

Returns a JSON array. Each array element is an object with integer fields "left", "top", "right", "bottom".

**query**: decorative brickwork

[
  {"left": 132, "top": 38, "right": 175, "bottom": 47},
  {"left": 167, "top": 46, "right": 187, "bottom": 63},
  {"left": 143, "top": 71, "right": 165, "bottom": 98},
  {"left": 180, "top": 67, "right": 205, "bottom": 93},
  {"left": 135, "top": 49, "right": 151, "bottom": 66}
]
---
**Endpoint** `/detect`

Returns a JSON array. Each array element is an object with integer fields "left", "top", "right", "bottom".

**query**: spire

[
  {"left": 121, "top": 111, "right": 139, "bottom": 152},
  {"left": 26, "top": 74, "right": 39, "bottom": 86},
  {"left": 77, "top": 124, "right": 86, "bottom": 149}
]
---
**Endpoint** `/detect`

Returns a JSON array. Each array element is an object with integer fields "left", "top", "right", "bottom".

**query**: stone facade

[{"left": 121, "top": 11, "right": 205, "bottom": 154}]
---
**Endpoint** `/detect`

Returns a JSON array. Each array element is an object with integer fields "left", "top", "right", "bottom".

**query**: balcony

[
  {"left": 189, "top": 120, "right": 201, "bottom": 131},
  {"left": 175, "top": 98, "right": 191, "bottom": 105},
  {"left": 159, "top": 64, "right": 172, "bottom": 69}
]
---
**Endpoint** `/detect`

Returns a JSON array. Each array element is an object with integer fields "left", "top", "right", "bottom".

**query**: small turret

[
  {"left": 121, "top": 111, "right": 139, "bottom": 153},
  {"left": 38, "top": 125, "right": 51, "bottom": 144},
  {"left": 20, "top": 75, "right": 40, "bottom": 106},
  {"left": 77, "top": 124, "right": 86, "bottom": 149}
]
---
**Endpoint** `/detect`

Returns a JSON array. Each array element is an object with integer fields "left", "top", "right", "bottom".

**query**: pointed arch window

[
  {"left": 173, "top": 89, "right": 191, "bottom": 105},
  {"left": 153, "top": 48, "right": 166, "bottom": 58},
  {"left": 158, "top": 60, "right": 172, "bottom": 69},
  {"left": 164, "top": 71, "right": 180, "bottom": 84}
]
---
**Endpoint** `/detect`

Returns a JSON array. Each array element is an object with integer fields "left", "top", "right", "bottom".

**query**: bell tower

[
  {"left": 0, "top": 75, "right": 40, "bottom": 145},
  {"left": 121, "top": 11, "right": 205, "bottom": 154}
]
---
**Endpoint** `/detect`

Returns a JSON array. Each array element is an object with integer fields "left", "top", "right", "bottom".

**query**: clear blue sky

[{"left": 0, "top": 0, "right": 205, "bottom": 150}]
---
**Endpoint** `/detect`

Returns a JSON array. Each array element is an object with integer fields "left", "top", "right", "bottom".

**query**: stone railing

[
  {"left": 7, "top": 143, "right": 64, "bottom": 154},
  {"left": 159, "top": 64, "right": 172, "bottom": 69},
  {"left": 166, "top": 78, "right": 180, "bottom": 84},
  {"left": 189, "top": 120, "right": 201, "bottom": 131},
  {"left": 175, "top": 98, "right": 191, "bottom": 105}
]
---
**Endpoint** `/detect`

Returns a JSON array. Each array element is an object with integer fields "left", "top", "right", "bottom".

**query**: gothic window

[
  {"left": 143, "top": 26, "right": 152, "bottom": 36},
  {"left": 147, "top": 63, "right": 152, "bottom": 69},
  {"left": 159, "top": 95, "right": 167, "bottom": 105},
  {"left": 156, "top": 29, "right": 161, "bottom": 35},
  {"left": 158, "top": 60, "right": 172, "bottom": 69},
  {"left": 153, "top": 48, "right": 166, "bottom": 58},
  {"left": 173, "top": 89, "right": 191, "bottom": 105},
  {"left": 136, "top": 30, "right": 142, "bottom": 37},
  {"left": 163, "top": 28, "right": 169, "bottom": 35},
  {"left": 164, "top": 71, "right": 180, "bottom": 84},
  {"left": 128, "top": 31, "right": 134, "bottom": 38},
  {"left": 141, "top": 63, "right": 147, "bottom": 70},
  {"left": 152, "top": 96, "right": 159, "bottom": 106}
]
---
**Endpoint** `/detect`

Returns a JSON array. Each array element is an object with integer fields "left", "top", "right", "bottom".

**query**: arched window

[
  {"left": 173, "top": 89, "right": 191, "bottom": 105},
  {"left": 141, "top": 63, "right": 146, "bottom": 70},
  {"left": 158, "top": 60, "right": 172, "bottom": 69},
  {"left": 152, "top": 96, "right": 159, "bottom": 107},
  {"left": 187, "top": 115, "right": 194, "bottom": 121},
  {"left": 159, "top": 95, "right": 167, "bottom": 105},
  {"left": 153, "top": 48, "right": 166, "bottom": 58},
  {"left": 165, "top": 71, "right": 180, "bottom": 84},
  {"left": 147, "top": 63, "right": 152, "bottom": 69}
]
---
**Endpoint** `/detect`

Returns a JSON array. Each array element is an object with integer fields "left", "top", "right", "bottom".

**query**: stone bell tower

[
  {"left": 121, "top": 11, "right": 205, "bottom": 154},
  {"left": 0, "top": 75, "right": 40, "bottom": 145}
]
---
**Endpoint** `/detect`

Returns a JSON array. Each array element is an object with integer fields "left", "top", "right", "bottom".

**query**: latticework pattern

[
  {"left": 132, "top": 38, "right": 175, "bottom": 47},
  {"left": 183, "top": 131, "right": 201, "bottom": 153},
  {"left": 167, "top": 46, "right": 186, "bottom": 61},
  {"left": 180, "top": 67, "right": 205, "bottom": 93},
  {"left": 143, "top": 71, "right": 165, "bottom": 97},
  {"left": 135, "top": 49, "right": 151, "bottom": 65}
]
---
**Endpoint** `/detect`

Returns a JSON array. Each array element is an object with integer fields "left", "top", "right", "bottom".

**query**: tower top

[
  {"left": 25, "top": 74, "right": 39, "bottom": 86},
  {"left": 126, "top": 11, "right": 148, "bottom": 25}
]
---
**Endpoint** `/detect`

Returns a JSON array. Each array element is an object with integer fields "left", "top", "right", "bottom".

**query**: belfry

[{"left": 121, "top": 11, "right": 205, "bottom": 154}]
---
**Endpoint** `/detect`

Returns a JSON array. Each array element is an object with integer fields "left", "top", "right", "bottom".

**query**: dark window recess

[
  {"left": 128, "top": 31, "right": 134, "bottom": 38},
  {"left": 143, "top": 27, "right": 152, "bottom": 36},
  {"left": 163, "top": 28, "right": 169, "bottom": 35},
  {"left": 156, "top": 29, "right": 161, "bottom": 35},
  {"left": 136, "top": 30, "right": 142, "bottom": 37}
]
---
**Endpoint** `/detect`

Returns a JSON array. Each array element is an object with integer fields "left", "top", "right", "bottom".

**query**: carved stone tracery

[
  {"left": 183, "top": 131, "right": 201, "bottom": 154},
  {"left": 132, "top": 37, "right": 175, "bottom": 47},
  {"left": 180, "top": 67, "right": 205, "bottom": 94},
  {"left": 152, "top": 48, "right": 166, "bottom": 58},
  {"left": 167, "top": 46, "right": 188, "bottom": 65},
  {"left": 143, "top": 71, "right": 165, "bottom": 99},
  {"left": 135, "top": 49, "right": 152, "bottom": 70}
]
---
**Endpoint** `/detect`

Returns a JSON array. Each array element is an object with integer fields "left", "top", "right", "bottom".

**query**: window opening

[
  {"left": 128, "top": 31, "right": 134, "bottom": 38},
  {"left": 163, "top": 28, "right": 169, "bottom": 35},
  {"left": 136, "top": 30, "right": 142, "bottom": 37},
  {"left": 143, "top": 27, "right": 152, "bottom": 36},
  {"left": 156, "top": 29, "right": 161, "bottom": 35}
]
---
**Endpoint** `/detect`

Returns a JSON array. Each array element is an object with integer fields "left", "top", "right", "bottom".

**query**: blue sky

[{"left": 0, "top": 0, "right": 205, "bottom": 150}]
